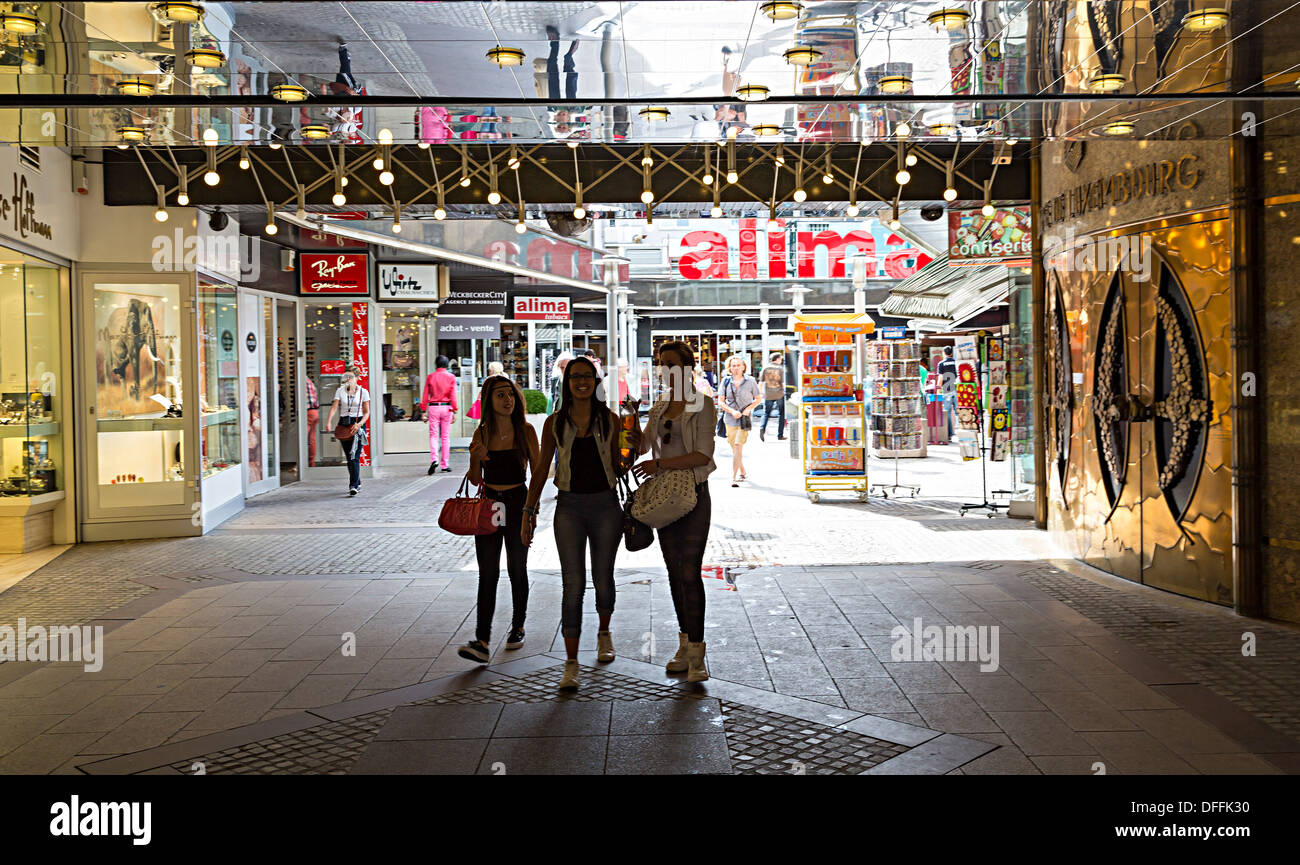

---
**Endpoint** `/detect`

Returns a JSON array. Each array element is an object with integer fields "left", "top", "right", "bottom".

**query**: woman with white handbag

[
  {"left": 523, "top": 357, "right": 625, "bottom": 692},
  {"left": 630, "top": 341, "right": 718, "bottom": 682}
]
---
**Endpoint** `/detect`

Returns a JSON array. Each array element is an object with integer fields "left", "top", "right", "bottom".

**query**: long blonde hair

[{"left": 725, "top": 354, "right": 749, "bottom": 376}]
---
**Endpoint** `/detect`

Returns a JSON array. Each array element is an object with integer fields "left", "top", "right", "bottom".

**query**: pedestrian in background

[
  {"left": 421, "top": 355, "right": 457, "bottom": 474},
  {"left": 632, "top": 340, "right": 717, "bottom": 682},
  {"left": 758, "top": 351, "right": 787, "bottom": 441},
  {"left": 324, "top": 371, "right": 369, "bottom": 496},
  {"left": 457, "top": 376, "right": 540, "bottom": 664},
  {"left": 304, "top": 373, "right": 320, "bottom": 467},
  {"left": 720, "top": 354, "right": 761, "bottom": 487},
  {"left": 549, "top": 350, "right": 573, "bottom": 414},
  {"left": 524, "top": 356, "right": 624, "bottom": 692}
]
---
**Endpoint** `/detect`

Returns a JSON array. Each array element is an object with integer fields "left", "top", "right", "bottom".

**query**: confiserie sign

[{"left": 300, "top": 253, "right": 369, "bottom": 294}]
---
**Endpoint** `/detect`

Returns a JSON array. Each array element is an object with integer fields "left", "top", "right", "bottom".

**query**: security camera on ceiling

[
  {"left": 546, "top": 212, "right": 591, "bottom": 237},
  {"left": 208, "top": 207, "right": 228, "bottom": 231},
  {"left": 920, "top": 204, "right": 944, "bottom": 221}
]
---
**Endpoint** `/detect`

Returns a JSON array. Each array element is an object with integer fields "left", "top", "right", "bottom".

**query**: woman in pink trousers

[{"left": 421, "top": 355, "right": 458, "bottom": 474}]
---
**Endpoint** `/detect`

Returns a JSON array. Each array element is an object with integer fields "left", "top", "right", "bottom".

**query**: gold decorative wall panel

[{"left": 1046, "top": 215, "right": 1235, "bottom": 604}]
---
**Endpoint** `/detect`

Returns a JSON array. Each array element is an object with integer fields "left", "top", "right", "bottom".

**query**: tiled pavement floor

[{"left": 1, "top": 441, "right": 1298, "bottom": 774}]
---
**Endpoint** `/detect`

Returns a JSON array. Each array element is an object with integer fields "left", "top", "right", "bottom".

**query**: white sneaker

[
  {"left": 665, "top": 632, "right": 690, "bottom": 673},
  {"left": 559, "top": 659, "right": 580, "bottom": 691},
  {"left": 686, "top": 641, "right": 709, "bottom": 683},
  {"left": 596, "top": 630, "right": 615, "bottom": 662}
]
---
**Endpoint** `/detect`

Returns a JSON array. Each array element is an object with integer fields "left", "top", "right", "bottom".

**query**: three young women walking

[
  {"left": 457, "top": 376, "right": 540, "bottom": 663},
  {"left": 630, "top": 341, "right": 717, "bottom": 682},
  {"left": 524, "top": 357, "right": 625, "bottom": 691}
]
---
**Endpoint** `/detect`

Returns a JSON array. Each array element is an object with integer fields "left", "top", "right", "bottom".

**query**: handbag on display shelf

[
  {"left": 438, "top": 476, "right": 500, "bottom": 536},
  {"left": 630, "top": 468, "right": 697, "bottom": 529},
  {"left": 618, "top": 474, "right": 654, "bottom": 552}
]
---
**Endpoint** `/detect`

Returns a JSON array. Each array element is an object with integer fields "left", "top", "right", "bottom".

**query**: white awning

[{"left": 879, "top": 252, "right": 1014, "bottom": 329}]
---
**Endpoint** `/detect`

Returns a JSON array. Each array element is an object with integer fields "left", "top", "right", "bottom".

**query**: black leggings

[
  {"left": 658, "top": 482, "right": 711, "bottom": 642},
  {"left": 474, "top": 485, "right": 529, "bottom": 642}
]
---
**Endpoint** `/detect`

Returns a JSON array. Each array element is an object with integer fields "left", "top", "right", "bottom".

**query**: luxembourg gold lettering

[{"left": 1177, "top": 154, "right": 1201, "bottom": 189}]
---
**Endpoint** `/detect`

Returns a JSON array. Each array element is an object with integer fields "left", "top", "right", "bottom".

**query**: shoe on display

[
  {"left": 596, "top": 630, "right": 615, "bottom": 662},
  {"left": 505, "top": 627, "right": 525, "bottom": 649},
  {"left": 665, "top": 632, "right": 690, "bottom": 673},
  {"left": 457, "top": 639, "right": 490, "bottom": 663},
  {"left": 428, "top": 462, "right": 437, "bottom": 475},
  {"left": 686, "top": 641, "right": 709, "bottom": 683},
  {"left": 559, "top": 659, "right": 580, "bottom": 691}
]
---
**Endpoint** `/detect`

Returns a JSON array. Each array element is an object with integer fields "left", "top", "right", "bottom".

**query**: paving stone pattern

[
  {"left": 167, "top": 710, "right": 394, "bottom": 775},
  {"left": 1018, "top": 564, "right": 1300, "bottom": 742},
  {"left": 162, "top": 665, "right": 909, "bottom": 775}
]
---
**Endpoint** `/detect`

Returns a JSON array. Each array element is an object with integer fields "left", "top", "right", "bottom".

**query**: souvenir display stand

[
  {"left": 790, "top": 313, "right": 874, "bottom": 504},
  {"left": 867, "top": 339, "right": 928, "bottom": 459}
]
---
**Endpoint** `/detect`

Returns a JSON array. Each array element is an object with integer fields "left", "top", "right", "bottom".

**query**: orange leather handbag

[{"left": 438, "top": 475, "right": 500, "bottom": 535}]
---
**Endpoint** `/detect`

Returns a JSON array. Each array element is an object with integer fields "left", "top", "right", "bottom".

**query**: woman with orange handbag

[{"left": 456, "top": 376, "right": 540, "bottom": 664}]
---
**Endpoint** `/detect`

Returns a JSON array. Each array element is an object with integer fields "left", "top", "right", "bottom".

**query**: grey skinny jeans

[{"left": 554, "top": 487, "right": 622, "bottom": 639}]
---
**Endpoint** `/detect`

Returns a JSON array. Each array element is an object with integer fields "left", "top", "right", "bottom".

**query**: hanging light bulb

[
  {"left": 238, "top": 145, "right": 250, "bottom": 170},
  {"left": 332, "top": 166, "right": 347, "bottom": 206},
  {"left": 846, "top": 203, "right": 859, "bottom": 217},
  {"left": 487, "top": 158, "right": 501, "bottom": 204},
  {"left": 774, "top": 144, "right": 786, "bottom": 167},
  {"left": 822, "top": 152, "right": 834, "bottom": 185},
  {"left": 906, "top": 152, "right": 918, "bottom": 168},
  {"left": 264, "top": 205, "right": 278, "bottom": 235},
  {"left": 203, "top": 163, "right": 220, "bottom": 186},
  {"left": 154, "top": 185, "right": 168, "bottom": 222},
  {"left": 574, "top": 181, "right": 585, "bottom": 220},
  {"left": 943, "top": 161, "right": 957, "bottom": 202},
  {"left": 726, "top": 140, "right": 738, "bottom": 184},
  {"left": 176, "top": 173, "right": 190, "bottom": 206},
  {"left": 372, "top": 155, "right": 385, "bottom": 171},
  {"left": 434, "top": 206, "right": 447, "bottom": 220},
  {"left": 515, "top": 200, "right": 527, "bottom": 233},
  {"left": 641, "top": 186, "right": 654, "bottom": 204},
  {"left": 895, "top": 167, "right": 910, "bottom": 185},
  {"left": 380, "top": 169, "right": 395, "bottom": 186},
  {"left": 888, "top": 204, "right": 901, "bottom": 231},
  {"left": 391, "top": 200, "right": 402, "bottom": 233},
  {"left": 378, "top": 128, "right": 393, "bottom": 146},
  {"left": 269, "top": 140, "right": 282, "bottom": 150},
  {"left": 981, "top": 180, "right": 995, "bottom": 217},
  {"left": 793, "top": 187, "right": 807, "bottom": 203},
  {"left": 895, "top": 121, "right": 911, "bottom": 138},
  {"left": 507, "top": 145, "right": 520, "bottom": 170},
  {"left": 460, "top": 148, "right": 472, "bottom": 187},
  {"left": 760, "top": 1, "right": 802, "bottom": 21},
  {"left": 202, "top": 127, "right": 219, "bottom": 147},
  {"left": 702, "top": 147, "right": 714, "bottom": 186}
]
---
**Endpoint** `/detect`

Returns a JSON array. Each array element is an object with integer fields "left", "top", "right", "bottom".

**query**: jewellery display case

[{"left": 0, "top": 254, "right": 63, "bottom": 499}]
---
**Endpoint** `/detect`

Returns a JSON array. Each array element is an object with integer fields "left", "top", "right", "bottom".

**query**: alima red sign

[
  {"left": 512, "top": 296, "right": 571, "bottom": 321},
  {"left": 300, "top": 253, "right": 369, "bottom": 294}
]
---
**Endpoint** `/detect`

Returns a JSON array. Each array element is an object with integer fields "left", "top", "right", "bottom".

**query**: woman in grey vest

[
  {"left": 523, "top": 357, "right": 624, "bottom": 691},
  {"left": 631, "top": 340, "right": 717, "bottom": 682}
]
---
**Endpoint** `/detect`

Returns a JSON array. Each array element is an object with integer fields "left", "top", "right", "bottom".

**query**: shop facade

[{"left": 0, "top": 146, "right": 77, "bottom": 552}]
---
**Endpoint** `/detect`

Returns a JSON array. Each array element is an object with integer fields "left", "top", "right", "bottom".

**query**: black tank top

[
  {"left": 483, "top": 449, "right": 526, "bottom": 485},
  {"left": 568, "top": 435, "right": 610, "bottom": 493}
]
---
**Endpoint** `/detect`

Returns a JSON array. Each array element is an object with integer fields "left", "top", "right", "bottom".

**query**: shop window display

[
  {"left": 197, "top": 282, "right": 240, "bottom": 479},
  {"left": 0, "top": 255, "right": 62, "bottom": 497},
  {"left": 92, "top": 281, "right": 186, "bottom": 489},
  {"left": 304, "top": 302, "right": 355, "bottom": 467},
  {"left": 382, "top": 306, "right": 435, "bottom": 454}
]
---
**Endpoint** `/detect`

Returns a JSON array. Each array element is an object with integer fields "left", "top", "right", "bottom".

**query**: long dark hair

[
  {"left": 554, "top": 356, "right": 611, "bottom": 445},
  {"left": 476, "top": 375, "right": 529, "bottom": 467}
]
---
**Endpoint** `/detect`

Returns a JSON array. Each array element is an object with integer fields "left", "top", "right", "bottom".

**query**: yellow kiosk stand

[{"left": 791, "top": 312, "right": 874, "bottom": 503}]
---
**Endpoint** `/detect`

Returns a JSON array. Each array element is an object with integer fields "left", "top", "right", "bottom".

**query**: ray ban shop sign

[{"left": 1042, "top": 153, "right": 1202, "bottom": 230}]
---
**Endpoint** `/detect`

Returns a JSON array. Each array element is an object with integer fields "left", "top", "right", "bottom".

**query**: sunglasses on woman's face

[{"left": 570, "top": 372, "right": 596, "bottom": 381}]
